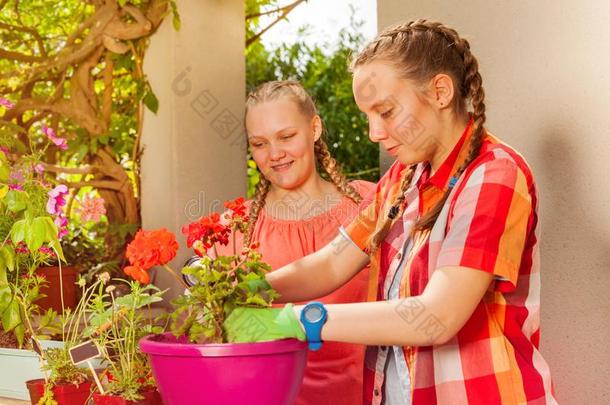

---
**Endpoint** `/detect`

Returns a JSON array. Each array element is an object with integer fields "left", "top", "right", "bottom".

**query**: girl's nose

[
  {"left": 368, "top": 121, "right": 388, "bottom": 143},
  {"left": 269, "top": 143, "right": 286, "bottom": 160}
]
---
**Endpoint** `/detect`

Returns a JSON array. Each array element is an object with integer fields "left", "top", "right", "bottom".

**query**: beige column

[
  {"left": 377, "top": 1, "right": 610, "bottom": 403},
  {"left": 140, "top": 1, "right": 246, "bottom": 302}
]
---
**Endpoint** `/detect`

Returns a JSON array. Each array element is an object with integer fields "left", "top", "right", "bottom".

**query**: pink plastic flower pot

[{"left": 139, "top": 333, "right": 307, "bottom": 405}]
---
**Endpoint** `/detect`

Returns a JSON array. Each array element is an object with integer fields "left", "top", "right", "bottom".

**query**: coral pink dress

[{"left": 221, "top": 180, "right": 375, "bottom": 405}]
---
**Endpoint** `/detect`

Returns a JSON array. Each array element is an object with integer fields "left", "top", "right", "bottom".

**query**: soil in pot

[
  {"left": 26, "top": 378, "right": 93, "bottom": 405},
  {"left": 0, "top": 329, "right": 19, "bottom": 349}
]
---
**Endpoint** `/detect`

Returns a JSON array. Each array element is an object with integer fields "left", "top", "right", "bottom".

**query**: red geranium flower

[
  {"left": 181, "top": 212, "right": 230, "bottom": 252},
  {"left": 124, "top": 228, "right": 178, "bottom": 283},
  {"left": 124, "top": 265, "right": 150, "bottom": 284},
  {"left": 224, "top": 197, "right": 248, "bottom": 220}
]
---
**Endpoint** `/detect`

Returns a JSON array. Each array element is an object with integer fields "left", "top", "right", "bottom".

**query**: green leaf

[
  {"left": 143, "top": 89, "right": 159, "bottom": 114},
  {"left": 0, "top": 285, "right": 10, "bottom": 315},
  {"left": 47, "top": 239, "right": 65, "bottom": 262},
  {"left": 40, "top": 217, "right": 65, "bottom": 262},
  {"left": 72, "top": 144, "right": 89, "bottom": 164},
  {"left": 0, "top": 162, "right": 9, "bottom": 183},
  {"left": 171, "top": 0, "right": 181, "bottom": 31},
  {"left": 14, "top": 323, "right": 25, "bottom": 347},
  {"left": 5, "top": 190, "right": 26, "bottom": 212},
  {"left": 1, "top": 299, "right": 21, "bottom": 332},
  {"left": 0, "top": 245, "right": 14, "bottom": 271},
  {"left": 10, "top": 219, "right": 26, "bottom": 243},
  {"left": 25, "top": 217, "right": 47, "bottom": 252}
]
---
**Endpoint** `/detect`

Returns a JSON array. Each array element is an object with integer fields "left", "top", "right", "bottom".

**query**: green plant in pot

[
  {"left": 25, "top": 274, "right": 118, "bottom": 405},
  {"left": 83, "top": 278, "right": 165, "bottom": 404},
  {"left": 135, "top": 198, "right": 308, "bottom": 405}
]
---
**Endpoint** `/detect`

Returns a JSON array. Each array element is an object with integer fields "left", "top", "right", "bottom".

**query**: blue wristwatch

[{"left": 300, "top": 301, "right": 328, "bottom": 351}]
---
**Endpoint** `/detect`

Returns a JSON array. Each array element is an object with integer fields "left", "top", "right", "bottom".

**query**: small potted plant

[
  {"left": 25, "top": 273, "right": 116, "bottom": 405},
  {"left": 83, "top": 277, "right": 165, "bottom": 404},
  {"left": 25, "top": 346, "right": 93, "bottom": 405},
  {"left": 136, "top": 199, "right": 307, "bottom": 405}
]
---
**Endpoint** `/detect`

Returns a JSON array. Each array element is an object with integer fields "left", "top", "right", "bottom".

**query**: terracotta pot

[
  {"left": 92, "top": 388, "right": 163, "bottom": 405},
  {"left": 26, "top": 378, "right": 92, "bottom": 405},
  {"left": 36, "top": 266, "right": 79, "bottom": 313}
]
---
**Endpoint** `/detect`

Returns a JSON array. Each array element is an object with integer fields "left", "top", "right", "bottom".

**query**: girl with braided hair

[
  {"left": 225, "top": 21, "right": 556, "bottom": 404},
  {"left": 219, "top": 80, "right": 375, "bottom": 405}
]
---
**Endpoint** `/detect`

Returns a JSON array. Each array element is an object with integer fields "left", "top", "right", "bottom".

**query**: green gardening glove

[{"left": 224, "top": 304, "right": 306, "bottom": 343}]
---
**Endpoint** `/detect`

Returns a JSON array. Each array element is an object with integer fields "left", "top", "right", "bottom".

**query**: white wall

[
  {"left": 377, "top": 1, "right": 610, "bottom": 403},
  {"left": 141, "top": 0, "right": 246, "bottom": 302}
]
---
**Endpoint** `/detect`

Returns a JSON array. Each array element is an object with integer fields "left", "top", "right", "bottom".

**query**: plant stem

[{"left": 161, "top": 264, "right": 189, "bottom": 290}]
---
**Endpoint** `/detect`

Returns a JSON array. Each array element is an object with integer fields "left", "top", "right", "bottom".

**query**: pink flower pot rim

[{"left": 139, "top": 333, "right": 306, "bottom": 357}]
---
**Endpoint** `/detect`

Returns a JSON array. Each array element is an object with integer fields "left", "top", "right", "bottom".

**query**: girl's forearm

[
  {"left": 267, "top": 236, "right": 369, "bottom": 303},
  {"left": 267, "top": 248, "right": 338, "bottom": 302},
  {"left": 295, "top": 297, "right": 450, "bottom": 347},
  {"left": 293, "top": 266, "right": 494, "bottom": 347}
]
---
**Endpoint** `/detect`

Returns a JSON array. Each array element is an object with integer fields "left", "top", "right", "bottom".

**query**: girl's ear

[
  {"left": 431, "top": 73, "right": 456, "bottom": 109},
  {"left": 312, "top": 115, "right": 323, "bottom": 142}
]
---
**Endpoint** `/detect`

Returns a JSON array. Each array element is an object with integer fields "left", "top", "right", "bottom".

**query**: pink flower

[
  {"left": 0, "top": 146, "right": 10, "bottom": 156},
  {"left": 15, "top": 242, "right": 29, "bottom": 254},
  {"left": 77, "top": 196, "right": 106, "bottom": 222},
  {"left": 0, "top": 97, "right": 14, "bottom": 109},
  {"left": 54, "top": 214, "right": 68, "bottom": 239},
  {"left": 46, "top": 184, "right": 69, "bottom": 215},
  {"left": 38, "top": 246, "right": 56, "bottom": 257},
  {"left": 9, "top": 169, "right": 24, "bottom": 183},
  {"left": 41, "top": 124, "right": 68, "bottom": 150},
  {"left": 8, "top": 183, "right": 24, "bottom": 191},
  {"left": 34, "top": 164, "right": 45, "bottom": 175}
]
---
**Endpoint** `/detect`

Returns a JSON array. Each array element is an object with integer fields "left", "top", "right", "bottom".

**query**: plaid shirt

[{"left": 345, "top": 121, "right": 557, "bottom": 404}]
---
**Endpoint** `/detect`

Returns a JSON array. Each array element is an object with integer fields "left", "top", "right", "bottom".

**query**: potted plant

[
  {"left": 25, "top": 273, "right": 115, "bottom": 405},
  {"left": 83, "top": 277, "right": 165, "bottom": 404},
  {"left": 0, "top": 119, "right": 71, "bottom": 399},
  {"left": 25, "top": 346, "right": 93, "bottom": 405},
  {"left": 36, "top": 192, "right": 110, "bottom": 313},
  {"left": 136, "top": 198, "right": 307, "bottom": 405}
]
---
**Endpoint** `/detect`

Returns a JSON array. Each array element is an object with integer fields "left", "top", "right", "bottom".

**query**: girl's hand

[{"left": 224, "top": 304, "right": 306, "bottom": 343}]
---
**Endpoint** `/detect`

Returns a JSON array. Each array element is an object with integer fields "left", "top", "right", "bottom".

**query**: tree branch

[
  {"left": 245, "top": 0, "right": 307, "bottom": 20},
  {"left": 42, "top": 163, "right": 95, "bottom": 175},
  {"left": 0, "top": 48, "right": 43, "bottom": 63},
  {"left": 61, "top": 180, "right": 124, "bottom": 191},
  {"left": 0, "top": 21, "right": 47, "bottom": 57},
  {"left": 246, "top": 0, "right": 307, "bottom": 47}
]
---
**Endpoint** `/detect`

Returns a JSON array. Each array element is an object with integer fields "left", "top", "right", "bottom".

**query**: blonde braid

[
  {"left": 368, "top": 165, "right": 416, "bottom": 253},
  {"left": 243, "top": 175, "right": 270, "bottom": 247},
  {"left": 314, "top": 138, "right": 362, "bottom": 205}
]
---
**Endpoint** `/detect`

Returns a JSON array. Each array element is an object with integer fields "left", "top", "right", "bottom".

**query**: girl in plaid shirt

[{"left": 226, "top": 20, "right": 557, "bottom": 405}]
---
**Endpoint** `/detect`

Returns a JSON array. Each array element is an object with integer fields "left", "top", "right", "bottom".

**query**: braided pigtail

[
  {"left": 314, "top": 138, "right": 362, "bottom": 205},
  {"left": 243, "top": 175, "right": 270, "bottom": 247}
]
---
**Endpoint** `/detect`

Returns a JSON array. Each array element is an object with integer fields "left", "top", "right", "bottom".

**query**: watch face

[{"left": 304, "top": 306, "right": 323, "bottom": 323}]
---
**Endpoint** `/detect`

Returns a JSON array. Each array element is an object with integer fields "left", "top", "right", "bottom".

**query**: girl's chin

[{"left": 394, "top": 151, "right": 425, "bottom": 166}]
